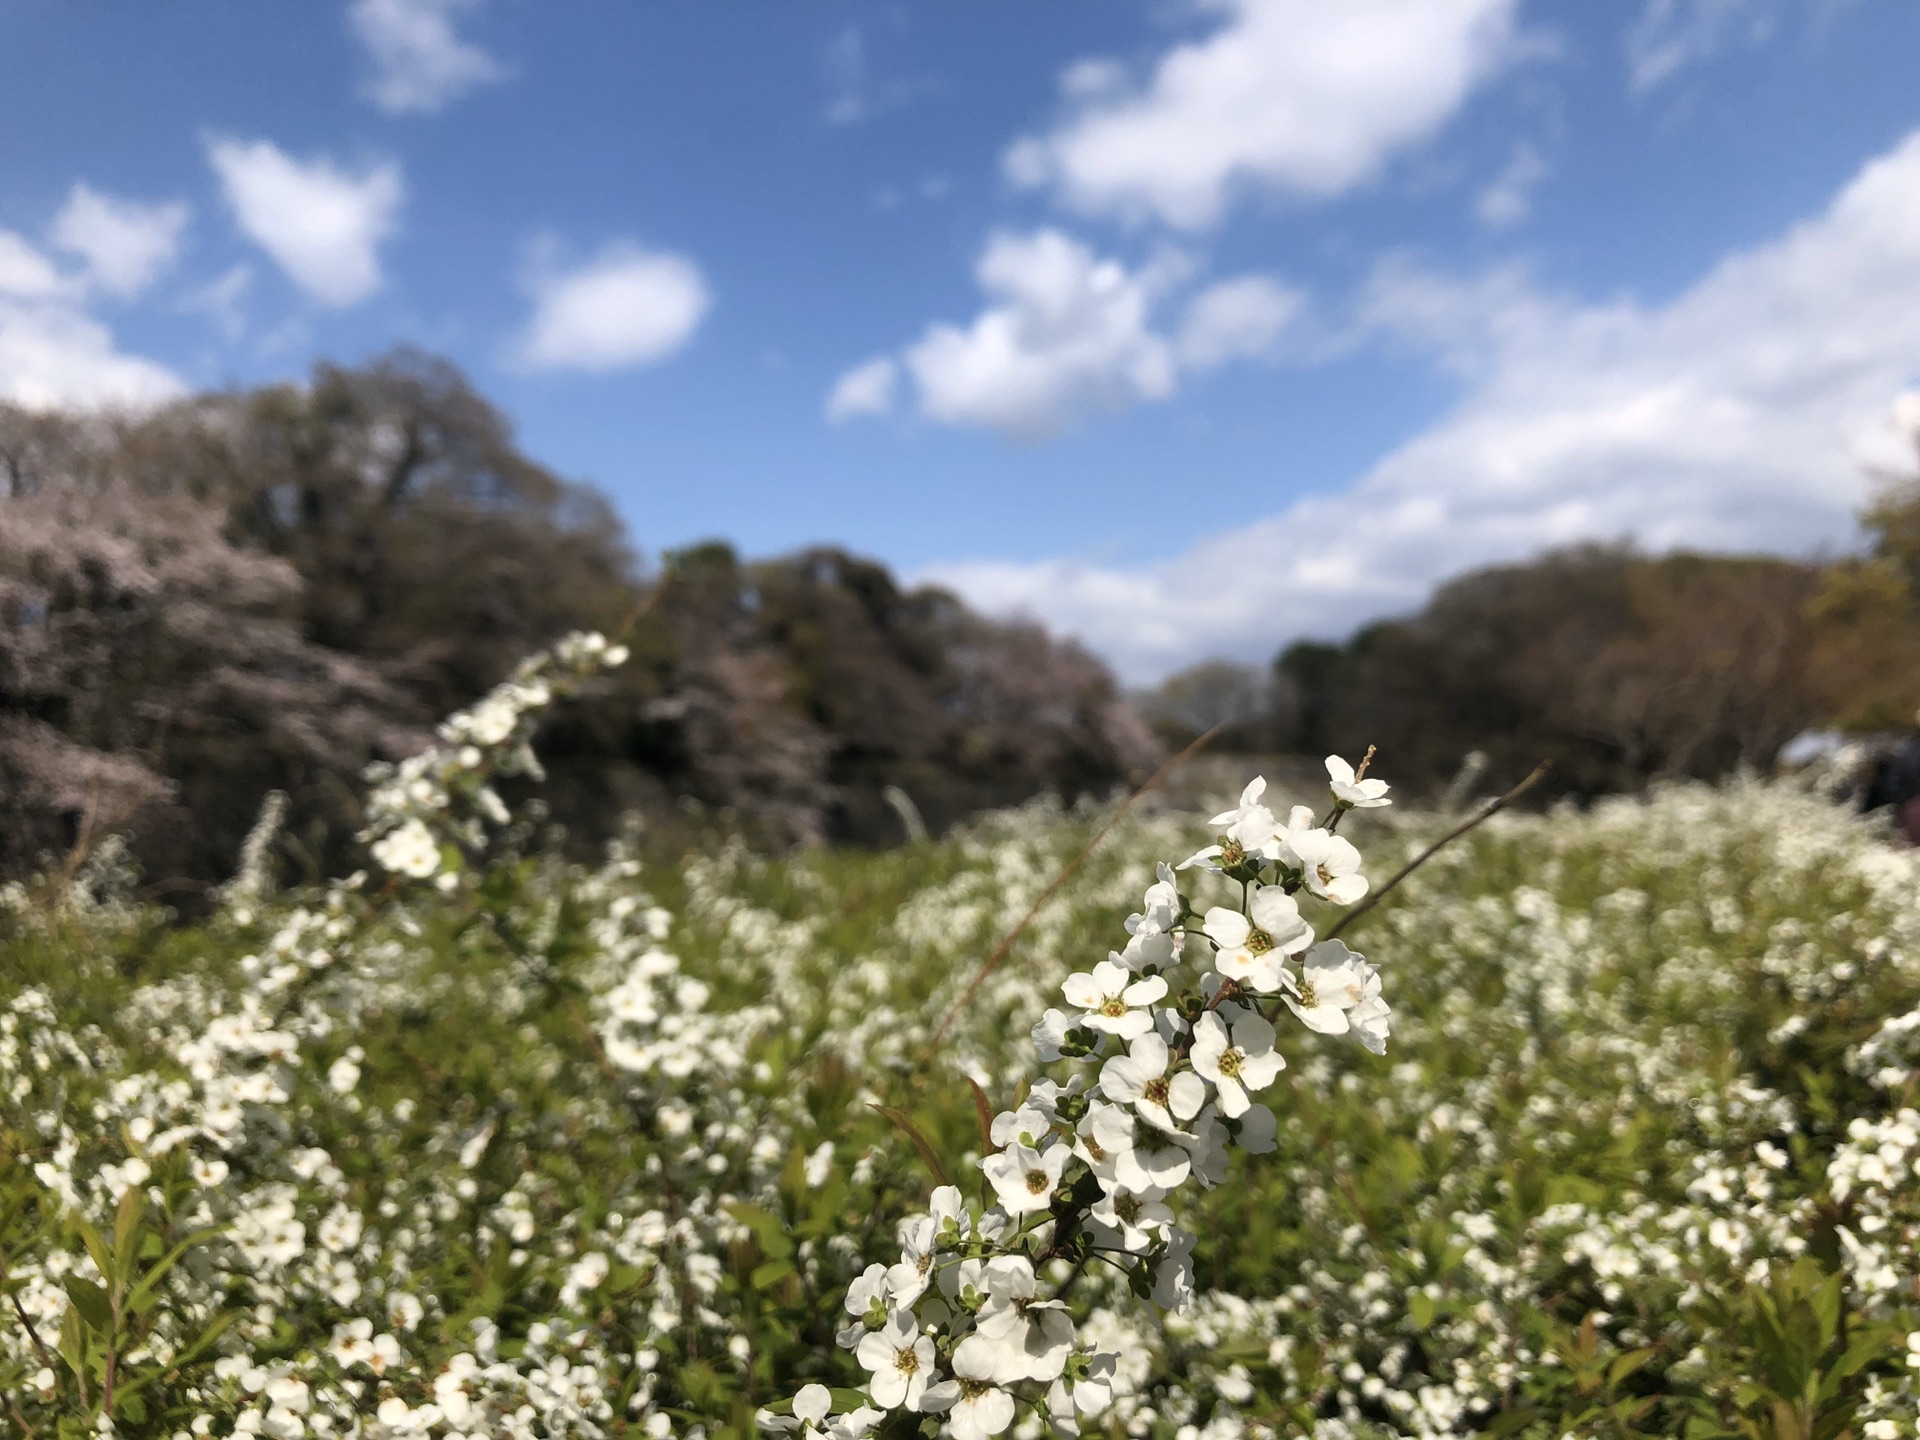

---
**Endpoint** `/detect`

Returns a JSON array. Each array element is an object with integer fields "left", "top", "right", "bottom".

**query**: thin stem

[
  {"left": 6, "top": 1286, "right": 55, "bottom": 1375},
  {"left": 0, "top": 1250, "right": 58, "bottom": 1383},
  {"left": 1324, "top": 761, "right": 1550, "bottom": 944},
  {"left": 921, "top": 724, "right": 1227, "bottom": 1062}
]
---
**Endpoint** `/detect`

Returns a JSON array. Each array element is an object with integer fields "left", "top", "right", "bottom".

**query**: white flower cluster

[
  {"left": 363, "top": 631, "right": 628, "bottom": 885},
  {"left": 796, "top": 759, "right": 1395, "bottom": 1440}
]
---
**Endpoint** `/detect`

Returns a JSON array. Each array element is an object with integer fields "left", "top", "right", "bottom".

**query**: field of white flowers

[{"left": 2, "top": 637, "right": 1918, "bottom": 1440}]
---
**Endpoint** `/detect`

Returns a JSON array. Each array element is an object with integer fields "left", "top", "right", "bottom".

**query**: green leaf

[
  {"left": 63, "top": 1276, "right": 112, "bottom": 1333},
  {"left": 1480, "top": 1407, "right": 1540, "bottom": 1439},
  {"left": 723, "top": 1203, "right": 793, "bottom": 1260},
  {"left": 73, "top": 1218, "right": 112, "bottom": 1288},
  {"left": 750, "top": 1258, "right": 796, "bottom": 1289},
  {"left": 112, "top": 1187, "right": 146, "bottom": 1281},
  {"left": 1609, "top": 1347, "right": 1655, "bottom": 1386},
  {"left": 1407, "top": 1291, "right": 1436, "bottom": 1329},
  {"left": 126, "top": 1228, "right": 220, "bottom": 1312},
  {"left": 868, "top": 1104, "right": 952, "bottom": 1188}
]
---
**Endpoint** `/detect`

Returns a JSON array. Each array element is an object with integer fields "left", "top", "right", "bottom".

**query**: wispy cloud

[
  {"left": 831, "top": 229, "right": 1299, "bottom": 440},
  {"left": 349, "top": 0, "right": 505, "bottom": 115},
  {"left": 51, "top": 184, "right": 190, "bottom": 297},
  {"left": 207, "top": 138, "right": 403, "bottom": 309},
  {"left": 514, "top": 241, "right": 710, "bottom": 372},
  {"left": 1005, "top": 0, "right": 1524, "bottom": 230},
  {"left": 825, "top": 356, "right": 897, "bottom": 423},
  {"left": 1474, "top": 142, "right": 1549, "bottom": 229},
  {"left": 926, "top": 131, "right": 1920, "bottom": 681},
  {"left": 0, "top": 227, "right": 181, "bottom": 409},
  {"left": 1625, "top": 0, "right": 1779, "bottom": 93}
]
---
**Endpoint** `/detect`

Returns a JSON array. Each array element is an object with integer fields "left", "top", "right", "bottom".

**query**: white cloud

[
  {"left": 0, "top": 301, "right": 183, "bottom": 412},
  {"left": 1626, "top": 0, "right": 1777, "bottom": 93},
  {"left": 1474, "top": 142, "right": 1548, "bottom": 229},
  {"left": 51, "top": 184, "right": 189, "bottom": 297},
  {"left": 0, "top": 225, "right": 181, "bottom": 410},
  {"left": 349, "top": 0, "right": 504, "bottom": 115},
  {"left": 182, "top": 264, "right": 253, "bottom": 339},
  {"left": 1005, "top": 0, "right": 1523, "bottom": 230},
  {"left": 0, "top": 231, "right": 71, "bottom": 301},
  {"left": 825, "top": 356, "right": 897, "bottom": 422},
  {"left": 207, "top": 138, "right": 403, "bottom": 308},
  {"left": 925, "top": 131, "right": 1920, "bottom": 682},
  {"left": 839, "top": 230, "right": 1299, "bottom": 439},
  {"left": 516, "top": 243, "right": 709, "bottom": 372},
  {"left": 902, "top": 230, "right": 1180, "bottom": 440},
  {"left": 1176, "top": 275, "right": 1303, "bottom": 369},
  {"left": 823, "top": 26, "right": 866, "bottom": 125}
]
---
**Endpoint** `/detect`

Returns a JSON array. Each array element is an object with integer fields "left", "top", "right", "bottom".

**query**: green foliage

[{"left": 0, "top": 776, "right": 1916, "bottom": 1436}]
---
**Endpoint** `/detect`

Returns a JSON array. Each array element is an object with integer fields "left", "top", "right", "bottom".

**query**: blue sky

[{"left": 4, "top": 1, "right": 1920, "bottom": 680}]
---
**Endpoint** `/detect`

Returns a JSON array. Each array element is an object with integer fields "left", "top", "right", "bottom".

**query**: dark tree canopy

[
  {"left": 0, "top": 351, "right": 1159, "bottom": 896},
  {"left": 1265, "top": 546, "right": 1839, "bottom": 799}
]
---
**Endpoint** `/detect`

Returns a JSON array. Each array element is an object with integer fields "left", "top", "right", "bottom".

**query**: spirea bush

[{"left": 1, "top": 633, "right": 1918, "bottom": 1440}]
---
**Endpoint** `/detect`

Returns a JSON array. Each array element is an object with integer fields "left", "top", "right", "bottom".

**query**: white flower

[
  {"left": 926, "top": 1335, "right": 1018, "bottom": 1440},
  {"left": 1099, "top": 1033, "right": 1204, "bottom": 1133},
  {"left": 1120, "top": 865, "right": 1182, "bottom": 969},
  {"left": 845, "top": 1262, "right": 890, "bottom": 1323},
  {"left": 1283, "top": 940, "right": 1379, "bottom": 1038},
  {"left": 1048, "top": 1354, "right": 1119, "bottom": 1425},
  {"left": 1350, "top": 983, "right": 1392, "bottom": 1055},
  {"left": 1078, "top": 1098, "right": 1192, "bottom": 1192},
  {"left": 1326, "top": 754, "right": 1390, "bottom": 808},
  {"left": 1190, "top": 1009, "right": 1285, "bottom": 1117},
  {"left": 930, "top": 1183, "right": 971, "bottom": 1245},
  {"left": 887, "top": 1217, "right": 938, "bottom": 1303},
  {"left": 1031, "top": 1008, "right": 1072, "bottom": 1061},
  {"left": 1178, "top": 777, "right": 1284, "bottom": 872},
  {"left": 791, "top": 1385, "right": 832, "bottom": 1430},
  {"left": 1202, "top": 886, "right": 1312, "bottom": 990},
  {"left": 1062, "top": 959, "right": 1167, "bottom": 1040},
  {"left": 973, "top": 1256, "right": 1075, "bottom": 1381},
  {"left": 370, "top": 819, "right": 441, "bottom": 879},
  {"left": 1282, "top": 823, "right": 1368, "bottom": 905},
  {"left": 1234, "top": 1103, "right": 1278, "bottom": 1154},
  {"left": 856, "top": 1310, "right": 936, "bottom": 1410},
  {"left": 1089, "top": 1182, "right": 1175, "bottom": 1253},
  {"left": 982, "top": 1139, "right": 1071, "bottom": 1215},
  {"left": 1151, "top": 1228, "right": 1197, "bottom": 1312},
  {"left": 990, "top": 1104, "right": 1053, "bottom": 1148},
  {"left": 1072, "top": 1100, "right": 1133, "bottom": 1185}
]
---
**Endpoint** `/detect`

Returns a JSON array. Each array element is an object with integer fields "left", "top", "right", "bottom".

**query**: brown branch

[
  {"left": 921, "top": 724, "right": 1227, "bottom": 1061},
  {"left": 1325, "top": 760, "right": 1551, "bottom": 943}
]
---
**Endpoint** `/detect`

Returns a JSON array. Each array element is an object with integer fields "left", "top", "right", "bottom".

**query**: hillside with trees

[
  {"left": 0, "top": 351, "right": 1155, "bottom": 900},
  {"left": 1139, "top": 438, "right": 1920, "bottom": 802}
]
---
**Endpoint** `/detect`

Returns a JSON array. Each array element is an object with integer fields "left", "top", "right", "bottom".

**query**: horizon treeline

[
  {"left": 0, "top": 349, "right": 1156, "bottom": 901},
  {"left": 1138, "top": 483, "right": 1920, "bottom": 801},
  {"left": 6, "top": 347, "right": 1918, "bottom": 900}
]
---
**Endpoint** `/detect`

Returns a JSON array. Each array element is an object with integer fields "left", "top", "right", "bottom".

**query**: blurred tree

[
  {"left": 0, "top": 351, "right": 1160, "bottom": 885},
  {"left": 126, "top": 349, "right": 638, "bottom": 716},
  {"left": 0, "top": 459, "right": 422, "bottom": 891},
  {"left": 1808, "top": 408, "right": 1920, "bottom": 730},
  {"left": 539, "top": 545, "right": 1159, "bottom": 847},
  {"left": 1134, "top": 659, "right": 1277, "bottom": 751},
  {"left": 1271, "top": 546, "right": 1832, "bottom": 799}
]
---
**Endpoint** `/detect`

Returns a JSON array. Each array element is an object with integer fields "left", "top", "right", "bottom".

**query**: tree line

[
  {"left": 8, "top": 346, "right": 1915, "bottom": 898},
  {"left": 0, "top": 351, "right": 1156, "bottom": 901},
  {"left": 1139, "top": 462, "right": 1920, "bottom": 803}
]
